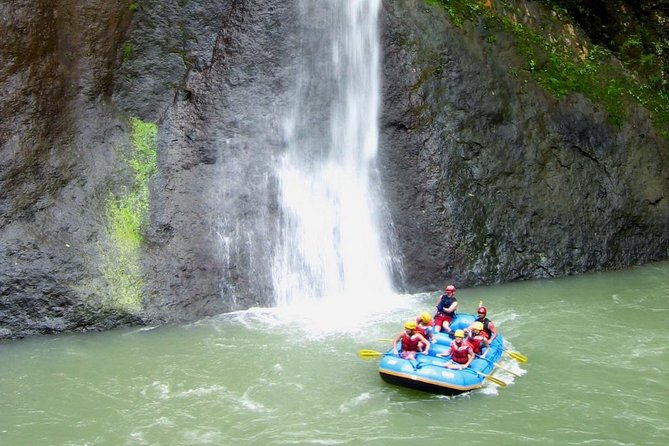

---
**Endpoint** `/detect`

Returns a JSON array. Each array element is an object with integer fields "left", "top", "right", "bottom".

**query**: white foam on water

[
  {"left": 140, "top": 382, "right": 170, "bottom": 400},
  {"left": 174, "top": 385, "right": 227, "bottom": 399},
  {"left": 221, "top": 291, "right": 421, "bottom": 339},
  {"left": 338, "top": 392, "right": 372, "bottom": 413},
  {"left": 238, "top": 391, "right": 269, "bottom": 413}
]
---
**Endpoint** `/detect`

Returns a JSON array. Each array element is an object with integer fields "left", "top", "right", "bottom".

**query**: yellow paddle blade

[
  {"left": 485, "top": 374, "right": 507, "bottom": 387},
  {"left": 357, "top": 349, "right": 384, "bottom": 359},
  {"left": 472, "top": 369, "right": 507, "bottom": 387},
  {"left": 376, "top": 338, "right": 394, "bottom": 342},
  {"left": 505, "top": 349, "right": 528, "bottom": 363}
]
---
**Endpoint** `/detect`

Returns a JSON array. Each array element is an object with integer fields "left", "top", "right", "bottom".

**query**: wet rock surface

[
  {"left": 1, "top": 0, "right": 667, "bottom": 338},
  {"left": 380, "top": 0, "right": 668, "bottom": 289},
  {"left": 1, "top": 0, "right": 137, "bottom": 337}
]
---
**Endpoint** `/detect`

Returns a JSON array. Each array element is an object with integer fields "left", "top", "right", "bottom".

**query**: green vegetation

[
  {"left": 427, "top": 0, "right": 488, "bottom": 26},
  {"left": 101, "top": 117, "right": 157, "bottom": 311},
  {"left": 427, "top": 0, "right": 669, "bottom": 139},
  {"left": 128, "top": 1, "right": 139, "bottom": 13},
  {"left": 121, "top": 42, "right": 132, "bottom": 65},
  {"left": 128, "top": 117, "right": 158, "bottom": 192}
]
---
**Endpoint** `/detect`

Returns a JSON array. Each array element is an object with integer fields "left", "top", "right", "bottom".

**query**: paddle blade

[
  {"left": 376, "top": 338, "right": 394, "bottom": 342},
  {"left": 506, "top": 350, "right": 528, "bottom": 363},
  {"left": 485, "top": 375, "right": 507, "bottom": 387},
  {"left": 357, "top": 349, "right": 384, "bottom": 360},
  {"left": 472, "top": 369, "right": 507, "bottom": 387}
]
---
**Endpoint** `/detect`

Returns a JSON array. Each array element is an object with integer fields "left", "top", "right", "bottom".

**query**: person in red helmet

[
  {"left": 393, "top": 321, "right": 431, "bottom": 360},
  {"left": 434, "top": 284, "right": 458, "bottom": 334},
  {"left": 436, "top": 329, "right": 473, "bottom": 370},
  {"left": 469, "top": 305, "right": 498, "bottom": 344}
]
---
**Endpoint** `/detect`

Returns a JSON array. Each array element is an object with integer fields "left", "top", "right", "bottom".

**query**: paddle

[
  {"left": 358, "top": 349, "right": 386, "bottom": 360},
  {"left": 358, "top": 349, "right": 423, "bottom": 370},
  {"left": 470, "top": 370, "right": 507, "bottom": 387},
  {"left": 476, "top": 354, "right": 521, "bottom": 377},
  {"left": 504, "top": 349, "right": 528, "bottom": 363}
]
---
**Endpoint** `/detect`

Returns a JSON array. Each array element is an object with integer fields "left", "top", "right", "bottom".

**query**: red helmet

[
  {"left": 445, "top": 285, "right": 456, "bottom": 293},
  {"left": 477, "top": 306, "right": 487, "bottom": 316}
]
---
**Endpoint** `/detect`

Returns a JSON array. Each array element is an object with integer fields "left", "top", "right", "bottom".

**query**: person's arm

[
  {"left": 392, "top": 334, "right": 401, "bottom": 355},
  {"left": 480, "top": 337, "right": 490, "bottom": 358},
  {"left": 488, "top": 322, "right": 498, "bottom": 343},
  {"left": 435, "top": 295, "right": 444, "bottom": 312},
  {"left": 437, "top": 342, "right": 453, "bottom": 358},
  {"left": 427, "top": 326, "right": 435, "bottom": 342},
  {"left": 461, "top": 348, "right": 474, "bottom": 369},
  {"left": 418, "top": 334, "right": 430, "bottom": 355},
  {"left": 445, "top": 299, "right": 458, "bottom": 314}
]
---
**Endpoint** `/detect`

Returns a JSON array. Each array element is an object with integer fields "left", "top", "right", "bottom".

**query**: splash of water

[{"left": 272, "top": 0, "right": 396, "bottom": 308}]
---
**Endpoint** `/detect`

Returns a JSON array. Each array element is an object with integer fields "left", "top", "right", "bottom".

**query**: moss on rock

[
  {"left": 100, "top": 117, "right": 157, "bottom": 312},
  {"left": 428, "top": 0, "right": 669, "bottom": 138}
]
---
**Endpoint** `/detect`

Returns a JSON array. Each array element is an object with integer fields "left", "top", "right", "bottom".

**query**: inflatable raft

[{"left": 378, "top": 313, "right": 505, "bottom": 395}]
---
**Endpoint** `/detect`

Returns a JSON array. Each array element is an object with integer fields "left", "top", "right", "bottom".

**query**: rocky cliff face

[
  {"left": 135, "top": 0, "right": 300, "bottom": 320},
  {"left": 1, "top": 0, "right": 667, "bottom": 338},
  {"left": 379, "top": 0, "right": 669, "bottom": 289},
  {"left": 0, "top": 0, "right": 138, "bottom": 337}
]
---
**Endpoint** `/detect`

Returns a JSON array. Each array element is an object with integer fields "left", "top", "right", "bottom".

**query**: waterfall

[{"left": 272, "top": 0, "right": 395, "bottom": 306}]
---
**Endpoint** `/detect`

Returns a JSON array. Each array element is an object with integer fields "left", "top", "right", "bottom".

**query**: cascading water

[{"left": 272, "top": 0, "right": 396, "bottom": 307}]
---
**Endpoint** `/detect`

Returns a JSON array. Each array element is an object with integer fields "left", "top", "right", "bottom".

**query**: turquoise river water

[{"left": 1, "top": 261, "right": 668, "bottom": 445}]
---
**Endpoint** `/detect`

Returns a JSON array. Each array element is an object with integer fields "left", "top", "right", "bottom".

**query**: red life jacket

[
  {"left": 466, "top": 335, "right": 484, "bottom": 354},
  {"left": 450, "top": 340, "right": 472, "bottom": 364},
  {"left": 401, "top": 332, "right": 421, "bottom": 352},
  {"left": 416, "top": 324, "right": 430, "bottom": 336}
]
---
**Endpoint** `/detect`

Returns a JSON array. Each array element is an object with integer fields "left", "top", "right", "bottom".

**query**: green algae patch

[
  {"left": 428, "top": 0, "right": 669, "bottom": 139},
  {"left": 101, "top": 117, "right": 157, "bottom": 312}
]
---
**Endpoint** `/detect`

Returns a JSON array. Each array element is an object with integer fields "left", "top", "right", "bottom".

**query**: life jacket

[
  {"left": 478, "top": 318, "right": 492, "bottom": 339},
  {"left": 416, "top": 324, "right": 433, "bottom": 338},
  {"left": 466, "top": 334, "right": 484, "bottom": 355},
  {"left": 450, "top": 340, "right": 471, "bottom": 364},
  {"left": 401, "top": 332, "right": 421, "bottom": 352},
  {"left": 437, "top": 295, "right": 457, "bottom": 316}
]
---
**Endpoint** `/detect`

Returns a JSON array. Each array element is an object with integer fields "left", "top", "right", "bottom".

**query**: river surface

[{"left": 1, "top": 261, "right": 668, "bottom": 445}]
